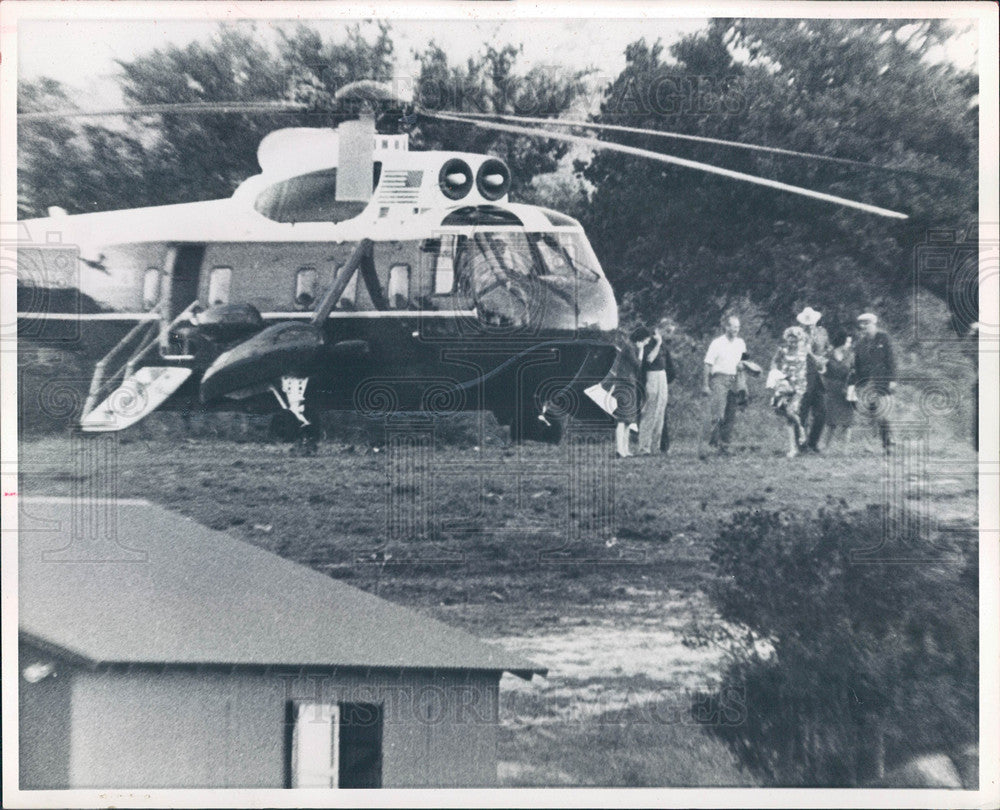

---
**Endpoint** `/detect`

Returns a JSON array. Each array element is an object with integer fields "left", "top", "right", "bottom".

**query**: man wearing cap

[
  {"left": 699, "top": 314, "right": 747, "bottom": 458},
  {"left": 851, "top": 312, "right": 896, "bottom": 451},
  {"left": 796, "top": 306, "right": 830, "bottom": 453}
]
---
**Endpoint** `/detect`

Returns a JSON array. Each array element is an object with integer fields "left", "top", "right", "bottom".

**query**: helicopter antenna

[
  {"left": 425, "top": 110, "right": 909, "bottom": 219},
  {"left": 438, "top": 110, "right": 951, "bottom": 181}
]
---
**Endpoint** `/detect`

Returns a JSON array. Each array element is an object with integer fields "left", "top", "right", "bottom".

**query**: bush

[
  {"left": 691, "top": 506, "right": 977, "bottom": 786},
  {"left": 17, "top": 345, "right": 92, "bottom": 436}
]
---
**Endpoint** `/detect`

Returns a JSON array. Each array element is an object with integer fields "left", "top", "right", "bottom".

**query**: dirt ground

[{"left": 17, "top": 417, "right": 978, "bottom": 786}]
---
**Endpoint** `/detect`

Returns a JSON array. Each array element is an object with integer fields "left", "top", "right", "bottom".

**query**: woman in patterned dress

[{"left": 769, "top": 326, "right": 809, "bottom": 457}]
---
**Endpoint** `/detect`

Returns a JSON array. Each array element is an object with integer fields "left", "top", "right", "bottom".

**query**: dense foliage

[
  {"left": 17, "top": 77, "right": 167, "bottom": 217},
  {"left": 691, "top": 506, "right": 977, "bottom": 785}
]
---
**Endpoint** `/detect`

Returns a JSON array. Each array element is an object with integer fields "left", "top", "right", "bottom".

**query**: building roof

[{"left": 18, "top": 498, "right": 544, "bottom": 680}]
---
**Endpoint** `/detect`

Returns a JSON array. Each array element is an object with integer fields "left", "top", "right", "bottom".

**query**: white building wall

[{"left": 67, "top": 665, "right": 500, "bottom": 789}]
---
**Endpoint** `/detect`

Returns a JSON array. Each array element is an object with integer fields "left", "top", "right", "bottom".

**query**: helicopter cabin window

[
  {"left": 253, "top": 169, "right": 369, "bottom": 224},
  {"left": 295, "top": 267, "right": 318, "bottom": 309},
  {"left": 208, "top": 267, "right": 232, "bottom": 306},
  {"left": 562, "top": 233, "right": 601, "bottom": 281},
  {"left": 420, "top": 235, "right": 457, "bottom": 297},
  {"left": 479, "top": 232, "right": 534, "bottom": 277},
  {"left": 338, "top": 267, "right": 358, "bottom": 311},
  {"left": 530, "top": 232, "right": 602, "bottom": 282},
  {"left": 142, "top": 267, "right": 161, "bottom": 309},
  {"left": 388, "top": 264, "right": 410, "bottom": 309}
]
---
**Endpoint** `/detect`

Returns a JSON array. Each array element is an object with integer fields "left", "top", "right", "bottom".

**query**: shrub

[{"left": 691, "top": 506, "right": 977, "bottom": 786}]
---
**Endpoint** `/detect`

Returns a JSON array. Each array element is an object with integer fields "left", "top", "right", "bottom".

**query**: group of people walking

[
  {"left": 606, "top": 307, "right": 897, "bottom": 459},
  {"left": 766, "top": 307, "right": 897, "bottom": 457}
]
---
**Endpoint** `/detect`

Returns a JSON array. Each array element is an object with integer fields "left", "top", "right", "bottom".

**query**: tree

[
  {"left": 278, "top": 21, "right": 395, "bottom": 109},
  {"left": 581, "top": 20, "right": 977, "bottom": 335},
  {"left": 17, "top": 78, "right": 167, "bottom": 217},
  {"left": 690, "top": 506, "right": 977, "bottom": 786}
]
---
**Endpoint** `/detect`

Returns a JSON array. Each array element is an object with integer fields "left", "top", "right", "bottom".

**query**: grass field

[{"left": 17, "top": 391, "right": 978, "bottom": 785}]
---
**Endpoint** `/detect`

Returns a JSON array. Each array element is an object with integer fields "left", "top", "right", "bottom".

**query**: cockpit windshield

[
  {"left": 458, "top": 231, "right": 602, "bottom": 288},
  {"left": 418, "top": 228, "right": 611, "bottom": 328}
]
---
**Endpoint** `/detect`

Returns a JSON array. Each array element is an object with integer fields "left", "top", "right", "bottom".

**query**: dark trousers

[
  {"left": 799, "top": 384, "right": 826, "bottom": 450},
  {"left": 710, "top": 391, "right": 739, "bottom": 448},
  {"left": 857, "top": 382, "right": 894, "bottom": 450}
]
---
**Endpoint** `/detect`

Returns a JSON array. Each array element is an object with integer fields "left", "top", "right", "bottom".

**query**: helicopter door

[
  {"left": 419, "top": 234, "right": 474, "bottom": 311},
  {"left": 165, "top": 244, "right": 205, "bottom": 319}
]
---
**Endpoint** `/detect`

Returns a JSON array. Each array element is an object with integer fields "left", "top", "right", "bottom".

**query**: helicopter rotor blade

[
  {"left": 425, "top": 110, "right": 909, "bottom": 220},
  {"left": 18, "top": 101, "right": 312, "bottom": 121},
  {"left": 19, "top": 83, "right": 409, "bottom": 122},
  {"left": 436, "top": 110, "right": 944, "bottom": 180}
]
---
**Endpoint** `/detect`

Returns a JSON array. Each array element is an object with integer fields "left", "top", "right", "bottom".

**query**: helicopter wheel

[
  {"left": 511, "top": 406, "right": 566, "bottom": 445},
  {"left": 295, "top": 421, "right": 323, "bottom": 456},
  {"left": 535, "top": 411, "right": 566, "bottom": 445},
  {"left": 268, "top": 411, "right": 301, "bottom": 443}
]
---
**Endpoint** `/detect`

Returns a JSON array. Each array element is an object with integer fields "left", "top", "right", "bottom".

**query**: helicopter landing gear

[
  {"left": 533, "top": 407, "right": 566, "bottom": 445},
  {"left": 268, "top": 376, "right": 322, "bottom": 453},
  {"left": 295, "top": 421, "right": 322, "bottom": 456},
  {"left": 509, "top": 404, "right": 566, "bottom": 445},
  {"left": 268, "top": 411, "right": 301, "bottom": 443},
  {"left": 275, "top": 376, "right": 310, "bottom": 424}
]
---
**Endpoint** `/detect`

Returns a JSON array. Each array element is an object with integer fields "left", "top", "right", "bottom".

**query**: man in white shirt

[{"left": 699, "top": 315, "right": 748, "bottom": 458}]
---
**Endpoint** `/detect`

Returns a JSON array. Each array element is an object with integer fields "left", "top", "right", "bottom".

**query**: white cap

[{"left": 856, "top": 312, "right": 878, "bottom": 324}]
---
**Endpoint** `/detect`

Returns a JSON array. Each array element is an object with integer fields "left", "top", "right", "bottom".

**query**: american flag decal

[{"left": 377, "top": 170, "right": 424, "bottom": 204}]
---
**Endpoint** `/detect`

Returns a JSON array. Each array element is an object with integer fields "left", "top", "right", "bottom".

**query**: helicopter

[{"left": 15, "top": 83, "right": 911, "bottom": 447}]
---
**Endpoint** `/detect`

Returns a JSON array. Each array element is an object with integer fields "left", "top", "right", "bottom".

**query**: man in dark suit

[
  {"left": 657, "top": 320, "right": 678, "bottom": 453},
  {"left": 851, "top": 312, "right": 897, "bottom": 452}
]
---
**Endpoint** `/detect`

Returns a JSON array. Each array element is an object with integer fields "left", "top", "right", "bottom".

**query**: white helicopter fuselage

[{"left": 16, "top": 125, "right": 621, "bottom": 437}]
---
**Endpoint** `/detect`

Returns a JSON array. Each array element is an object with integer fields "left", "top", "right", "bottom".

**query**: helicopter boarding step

[
  {"left": 80, "top": 366, "right": 192, "bottom": 432},
  {"left": 79, "top": 300, "right": 201, "bottom": 432}
]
